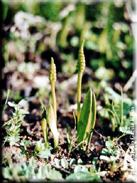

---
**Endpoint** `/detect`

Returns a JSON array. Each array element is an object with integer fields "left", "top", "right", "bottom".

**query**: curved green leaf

[
  {"left": 47, "top": 104, "right": 59, "bottom": 148},
  {"left": 77, "top": 88, "right": 96, "bottom": 144},
  {"left": 66, "top": 172, "right": 102, "bottom": 182},
  {"left": 42, "top": 106, "right": 47, "bottom": 119},
  {"left": 41, "top": 106, "right": 48, "bottom": 144},
  {"left": 41, "top": 118, "right": 48, "bottom": 144}
]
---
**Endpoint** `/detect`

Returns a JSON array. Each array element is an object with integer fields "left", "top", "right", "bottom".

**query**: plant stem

[
  {"left": 49, "top": 57, "right": 57, "bottom": 125},
  {"left": 120, "top": 87, "right": 123, "bottom": 127},
  {"left": 77, "top": 72, "right": 82, "bottom": 122},
  {"left": 51, "top": 81, "right": 57, "bottom": 125},
  {"left": 53, "top": 133, "right": 59, "bottom": 149},
  {"left": 41, "top": 118, "right": 48, "bottom": 144},
  {"left": 92, "top": 128, "right": 107, "bottom": 141},
  {"left": 71, "top": 139, "right": 85, "bottom": 153},
  {"left": 116, "top": 133, "right": 127, "bottom": 142},
  {"left": 52, "top": 164, "right": 70, "bottom": 175},
  {"left": 3, "top": 89, "right": 10, "bottom": 112}
]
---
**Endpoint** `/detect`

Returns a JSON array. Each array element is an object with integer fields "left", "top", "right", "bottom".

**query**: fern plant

[
  {"left": 49, "top": 57, "right": 57, "bottom": 124},
  {"left": 77, "top": 39, "right": 96, "bottom": 148},
  {"left": 41, "top": 57, "right": 59, "bottom": 149},
  {"left": 41, "top": 40, "right": 96, "bottom": 150}
]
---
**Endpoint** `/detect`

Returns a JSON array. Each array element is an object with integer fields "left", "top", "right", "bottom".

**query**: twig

[
  {"left": 3, "top": 89, "right": 10, "bottom": 112},
  {"left": 71, "top": 139, "right": 85, "bottom": 153},
  {"left": 92, "top": 129, "right": 107, "bottom": 141},
  {"left": 115, "top": 133, "right": 128, "bottom": 143},
  {"left": 123, "top": 69, "right": 137, "bottom": 92},
  {"left": 51, "top": 164, "right": 70, "bottom": 175}
]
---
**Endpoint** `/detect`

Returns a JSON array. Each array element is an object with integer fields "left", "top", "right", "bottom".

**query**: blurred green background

[{"left": 2, "top": 0, "right": 134, "bottom": 98}]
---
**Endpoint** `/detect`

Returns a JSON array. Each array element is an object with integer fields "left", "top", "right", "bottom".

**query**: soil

[{"left": 1, "top": 51, "right": 135, "bottom": 182}]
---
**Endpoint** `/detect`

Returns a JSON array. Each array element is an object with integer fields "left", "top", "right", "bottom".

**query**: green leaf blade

[
  {"left": 47, "top": 104, "right": 59, "bottom": 148},
  {"left": 66, "top": 172, "right": 102, "bottom": 182},
  {"left": 77, "top": 88, "right": 96, "bottom": 144}
]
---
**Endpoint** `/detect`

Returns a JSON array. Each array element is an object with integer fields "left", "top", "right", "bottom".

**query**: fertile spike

[
  {"left": 77, "top": 39, "right": 85, "bottom": 73},
  {"left": 49, "top": 57, "right": 57, "bottom": 124},
  {"left": 49, "top": 57, "right": 56, "bottom": 82},
  {"left": 77, "top": 39, "right": 85, "bottom": 123}
]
